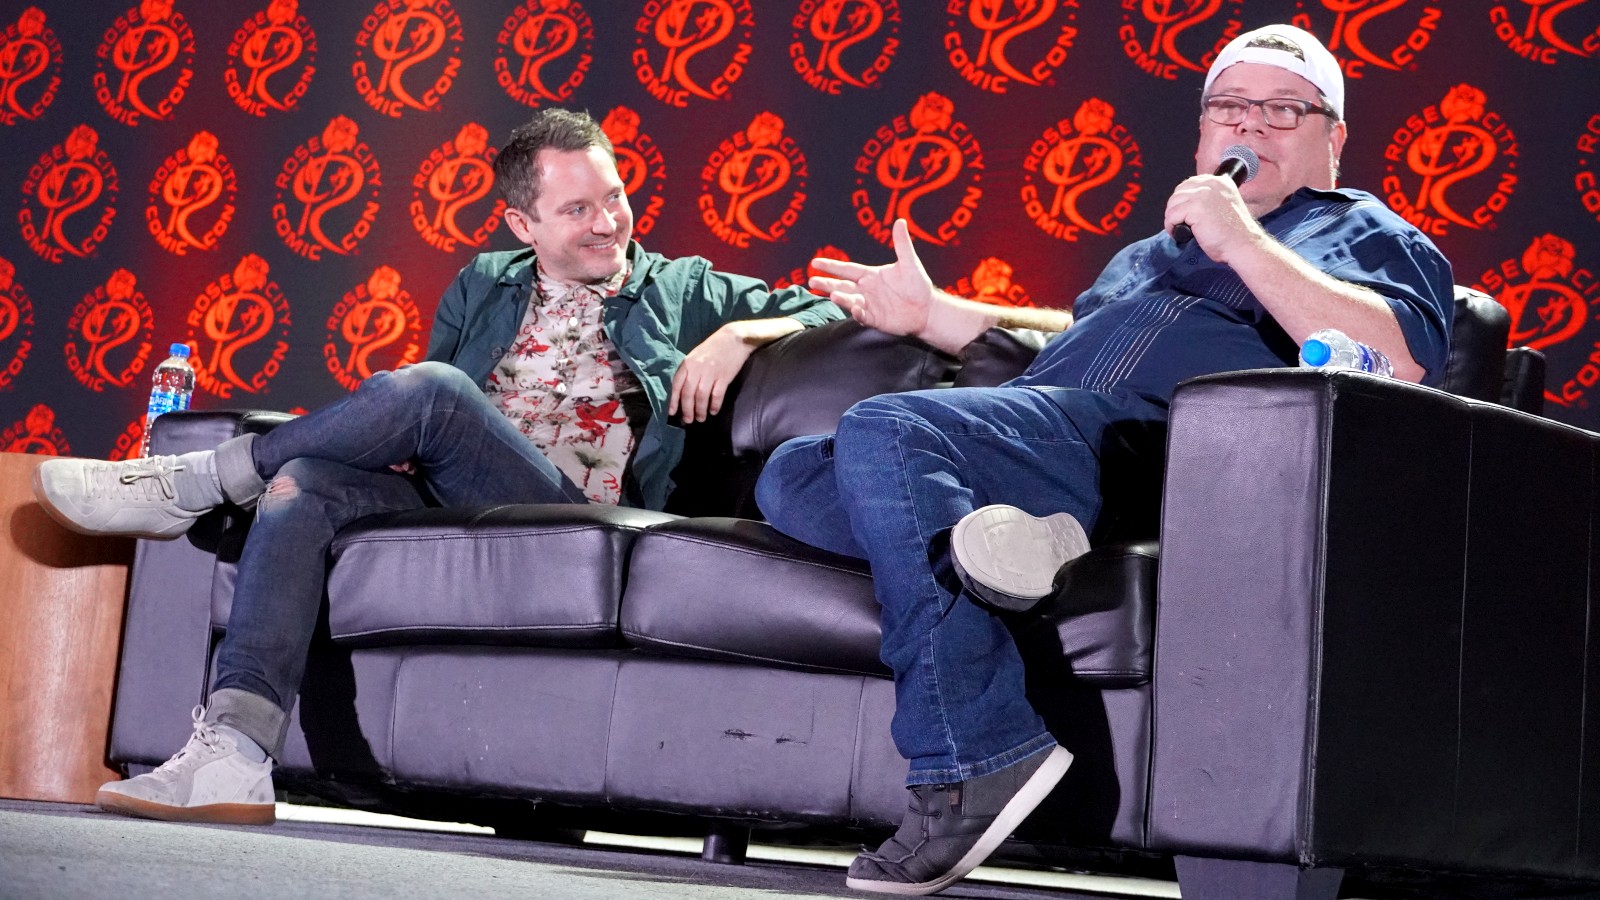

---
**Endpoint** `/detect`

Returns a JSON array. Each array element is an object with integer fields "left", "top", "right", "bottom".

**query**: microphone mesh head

[{"left": 1222, "top": 145, "right": 1261, "bottom": 182}]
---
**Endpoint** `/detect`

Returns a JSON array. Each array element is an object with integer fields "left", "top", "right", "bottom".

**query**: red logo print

[
  {"left": 789, "top": 0, "right": 901, "bottom": 94},
  {"left": 1119, "top": 0, "right": 1244, "bottom": 80},
  {"left": 496, "top": 0, "right": 595, "bottom": 107},
  {"left": 224, "top": 0, "right": 318, "bottom": 117},
  {"left": 775, "top": 244, "right": 850, "bottom": 290},
  {"left": 601, "top": 106, "right": 667, "bottom": 237},
  {"left": 185, "top": 254, "right": 292, "bottom": 399},
  {"left": 0, "top": 7, "right": 62, "bottom": 125},
  {"left": 1475, "top": 234, "right": 1600, "bottom": 409},
  {"left": 272, "top": 116, "right": 382, "bottom": 260},
  {"left": 147, "top": 131, "right": 238, "bottom": 256},
  {"left": 93, "top": 0, "right": 196, "bottom": 126},
  {"left": 1489, "top": 0, "right": 1600, "bottom": 64},
  {"left": 1, "top": 403, "right": 67, "bottom": 454},
  {"left": 323, "top": 266, "right": 424, "bottom": 391},
  {"left": 411, "top": 122, "right": 503, "bottom": 253},
  {"left": 632, "top": 0, "right": 756, "bottom": 107},
  {"left": 0, "top": 257, "right": 36, "bottom": 390},
  {"left": 352, "top": 0, "right": 464, "bottom": 118},
  {"left": 18, "top": 125, "right": 119, "bottom": 263},
  {"left": 699, "top": 113, "right": 809, "bottom": 247},
  {"left": 1292, "top": 0, "right": 1442, "bottom": 77},
  {"left": 1382, "top": 84, "right": 1518, "bottom": 237},
  {"left": 107, "top": 417, "right": 147, "bottom": 461},
  {"left": 942, "top": 0, "right": 1078, "bottom": 93},
  {"left": 1579, "top": 113, "right": 1600, "bottom": 224},
  {"left": 1020, "top": 99, "right": 1144, "bottom": 242},
  {"left": 852, "top": 92, "right": 984, "bottom": 248},
  {"left": 949, "top": 256, "right": 1034, "bottom": 308},
  {"left": 64, "top": 268, "right": 155, "bottom": 392}
]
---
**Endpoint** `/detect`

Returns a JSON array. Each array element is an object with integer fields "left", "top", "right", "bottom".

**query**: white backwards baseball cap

[{"left": 1203, "top": 24, "right": 1344, "bottom": 121}]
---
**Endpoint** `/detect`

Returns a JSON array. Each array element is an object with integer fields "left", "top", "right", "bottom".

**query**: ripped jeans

[{"left": 207, "top": 362, "right": 589, "bottom": 754}]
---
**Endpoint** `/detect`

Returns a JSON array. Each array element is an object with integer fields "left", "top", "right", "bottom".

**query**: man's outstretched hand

[{"left": 809, "top": 218, "right": 934, "bottom": 339}]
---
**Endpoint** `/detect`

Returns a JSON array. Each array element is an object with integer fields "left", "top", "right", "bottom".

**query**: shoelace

[
  {"left": 148, "top": 705, "right": 225, "bottom": 779},
  {"left": 88, "top": 458, "right": 185, "bottom": 502}
]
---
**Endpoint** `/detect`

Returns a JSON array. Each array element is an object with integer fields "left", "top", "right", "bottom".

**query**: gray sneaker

[
  {"left": 950, "top": 505, "right": 1090, "bottom": 612},
  {"left": 33, "top": 455, "right": 205, "bottom": 540},
  {"left": 846, "top": 744, "right": 1073, "bottom": 895},
  {"left": 97, "top": 706, "right": 275, "bottom": 825}
]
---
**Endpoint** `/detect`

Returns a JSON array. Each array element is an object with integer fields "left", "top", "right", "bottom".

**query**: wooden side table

[{"left": 0, "top": 452, "right": 133, "bottom": 803}]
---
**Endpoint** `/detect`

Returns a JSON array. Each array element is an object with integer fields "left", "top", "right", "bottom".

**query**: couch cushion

[
  {"left": 1013, "top": 540, "right": 1157, "bottom": 688},
  {"left": 619, "top": 517, "right": 889, "bottom": 677},
  {"left": 317, "top": 504, "right": 676, "bottom": 647}
]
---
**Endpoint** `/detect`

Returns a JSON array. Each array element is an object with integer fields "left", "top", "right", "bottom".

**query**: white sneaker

[
  {"left": 950, "top": 505, "right": 1091, "bottom": 612},
  {"left": 33, "top": 455, "right": 205, "bottom": 540},
  {"left": 96, "top": 706, "right": 275, "bottom": 825}
]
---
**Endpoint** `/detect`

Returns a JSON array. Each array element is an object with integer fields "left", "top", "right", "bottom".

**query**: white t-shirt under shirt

[{"left": 483, "top": 264, "right": 643, "bottom": 505}]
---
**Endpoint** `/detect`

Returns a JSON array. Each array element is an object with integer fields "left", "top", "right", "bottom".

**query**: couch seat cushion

[
  {"left": 322, "top": 504, "right": 676, "bottom": 647},
  {"left": 620, "top": 517, "right": 888, "bottom": 677}
]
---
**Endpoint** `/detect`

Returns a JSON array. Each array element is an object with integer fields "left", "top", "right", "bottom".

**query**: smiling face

[
  {"left": 1196, "top": 62, "right": 1346, "bottom": 218},
  {"left": 503, "top": 146, "right": 633, "bottom": 285}
]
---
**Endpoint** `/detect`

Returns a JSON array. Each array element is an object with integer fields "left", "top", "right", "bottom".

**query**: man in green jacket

[{"left": 31, "top": 108, "right": 843, "bottom": 825}]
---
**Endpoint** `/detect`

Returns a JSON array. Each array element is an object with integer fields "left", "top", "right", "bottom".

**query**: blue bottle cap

[
  {"left": 1300, "top": 339, "right": 1331, "bottom": 367},
  {"left": 169, "top": 342, "right": 191, "bottom": 358}
]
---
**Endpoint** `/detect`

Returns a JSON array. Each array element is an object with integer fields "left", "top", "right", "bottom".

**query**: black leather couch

[{"left": 107, "top": 288, "right": 1597, "bottom": 899}]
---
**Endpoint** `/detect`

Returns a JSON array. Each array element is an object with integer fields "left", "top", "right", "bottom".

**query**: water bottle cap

[
  {"left": 169, "top": 342, "right": 191, "bottom": 358},
  {"left": 1301, "top": 338, "right": 1331, "bottom": 367}
]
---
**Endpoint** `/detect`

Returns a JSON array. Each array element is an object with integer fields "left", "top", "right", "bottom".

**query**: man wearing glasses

[{"left": 757, "top": 24, "right": 1454, "bottom": 896}]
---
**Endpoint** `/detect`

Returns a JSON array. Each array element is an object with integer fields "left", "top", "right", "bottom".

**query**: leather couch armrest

[
  {"left": 110, "top": 409, "right": 291, "bottom": 765},
  {"left": 1148, "top": 369, "right": 1600, "bottom": 879}
]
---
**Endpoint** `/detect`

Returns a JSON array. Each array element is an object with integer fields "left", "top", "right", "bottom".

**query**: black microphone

[{"left": 1172, "top": 145, "right": 1260, "bottom": 246}]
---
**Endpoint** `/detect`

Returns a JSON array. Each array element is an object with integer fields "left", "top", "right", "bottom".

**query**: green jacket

[{"left": 426, "top": 241, "right": 844, "bottom": 511}]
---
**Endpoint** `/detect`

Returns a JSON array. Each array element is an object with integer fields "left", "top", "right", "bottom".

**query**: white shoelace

[
  {"left": 88, "top": 458, "right": 185, "bottom": 503},
  {"left": 148, "top": 705, "right": 226, "bottom": 781}
]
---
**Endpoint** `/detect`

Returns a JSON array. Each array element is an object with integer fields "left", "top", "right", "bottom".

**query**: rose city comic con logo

[
  {"left": 601, "top": 106, "right": 667, "bottom": 237},
  {"left": 496, "top": 0, "right": 594, "bottom": 108},
  {"left": 18, "top": 125, "right": 119, "bottom": 264},
  {"left": 1021, "top": 99, "right": 1143, "bottom": 243},
  {"left": 0, "top": 257, "right": 36, "bottom": 391},
  {"left": 1382, "top": 84, "right": 1517, "bottom": 238},
  {"left": 224, "top": 0, "right": 318, "bottom": 117},
  {"left": 0, "top": 7, "right": 63, "bottom": 126},
  {"left": 942, "top": 0, "right": 1078, "bottom": 94},
  {"left": 1490, "top": 0, "right": 1600, "bottom": 64},
  {"left": 93, "top": 0, "right": 196, "bottom": 127},
  {"left": 411, "top": 122, "right": 503, "bottom": 253},
  {"left": 352, "top": 0, "right": 464, "bottom": 118},
  {"left": 107, "top": 416, "right": 147, "bottom": 461},
  {"left": 64, "top": 268, "right": 154, "bottom": 393},
  {"left": 185, "top": 254, "right": 292, "bottom": 399},
  {"left": 852, "top": 92, "right": 984, "bottom": 248},
  {"left": 1475, "top": 234, "right": 1600, "bottom": 410},
  {"left": 1292, "top": 0, "right": 1442, "bottom": 78},
  {"left": 633, "top": 0, "right": 755, "bottom": 108},
  {"left": 774, "top": 244, "right": 849, "bottom": 290},
  {"left": 1119, "top": 0, "right": 1243, "bottom": 80},
  {"left": 146, "top": 131, "right": 238, "bottom": 256},
  {"left": 272, "top": 116, "right": 382, "bottom": 261},
  {"left": 949, "top": 256, "right": 1035, "bottom": 308},
  {"left": 324, "top": 266, "right": 423, "bottom": 391},
  {"left": 1579, "top": 113, "right": 1600, "bottom": 225},
  {"left": 1, "top": 403, "right": 67, "bottom": 455},
  {"left": 699, "top": 113, "right": 809, "bottom": 248},
  {"left": 789, "top": 0, "right": 900, "bottom": 95}
]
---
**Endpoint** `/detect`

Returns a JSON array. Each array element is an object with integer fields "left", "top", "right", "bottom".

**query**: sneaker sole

[
  {"left": 845, "top": 745, "right": 1073, "bottom": 896},
  {"left": 31, "top": 464, "right": 191, "bottom": 541},
  {"left": 96, "top": 789, "right": 276, "bottom": 826},
  {"left": 950, "top": 505, "right": 1090, "bottom": 612}
]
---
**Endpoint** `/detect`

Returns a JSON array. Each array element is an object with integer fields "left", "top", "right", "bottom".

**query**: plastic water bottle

[
  {"left": 140, "top": 343, "right": 195, "bottom": 457},
  {"left": 1298, "top": 329, "right": 1393, "bottom": 377}
]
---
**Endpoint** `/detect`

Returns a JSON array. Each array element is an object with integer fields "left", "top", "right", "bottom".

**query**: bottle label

[{"left": 147, "top": 389, "right": 177, "bottom": 420}]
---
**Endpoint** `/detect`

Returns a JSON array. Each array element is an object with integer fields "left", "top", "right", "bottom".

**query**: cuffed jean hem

[
  {"left": 906, "top": 732, "right": 1058, "bottom": 787},
  {"left": 215, "top": 433, "right": 266, "bottom": 509},
  {"left": 206, "top": 687, "right": 289, "bottom": 760}
]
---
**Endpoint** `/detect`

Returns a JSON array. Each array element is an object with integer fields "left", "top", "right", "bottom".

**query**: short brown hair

[{"left": 494, "top": 108, "right": 615, "bottom": 216}]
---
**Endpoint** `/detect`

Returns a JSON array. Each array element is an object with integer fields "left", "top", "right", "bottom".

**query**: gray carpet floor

[{"left": 0, "top": 799, "right": 1148, "bottom": 899}]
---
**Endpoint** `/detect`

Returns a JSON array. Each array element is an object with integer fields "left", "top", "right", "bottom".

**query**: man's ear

[{"left": 503, "top": 206, "right": 537, "bottom": 246}]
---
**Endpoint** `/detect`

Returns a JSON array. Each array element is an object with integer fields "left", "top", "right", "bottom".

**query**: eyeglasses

[{"left": 1202, "top": 94, "right": 1339, "bottom": 130}]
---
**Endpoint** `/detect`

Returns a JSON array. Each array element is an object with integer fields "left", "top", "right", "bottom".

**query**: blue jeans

[
  {"left": 756, "top": 386, "right": 1149, "bottom": 786},
  {"left": 209, "top": 362, "right": 589, "bottom": 752}
]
